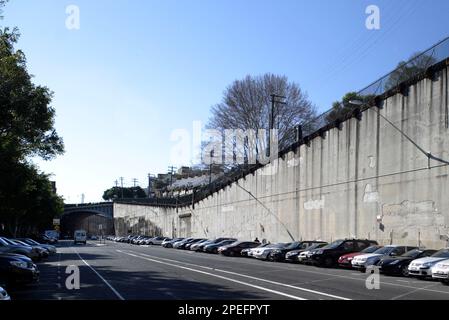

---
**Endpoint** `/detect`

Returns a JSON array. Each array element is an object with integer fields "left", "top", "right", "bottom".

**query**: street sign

[{"left": 53, "top": 219, "right": 60, "bottom": 226}]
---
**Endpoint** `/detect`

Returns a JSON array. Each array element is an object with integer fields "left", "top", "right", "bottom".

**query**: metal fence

[{"left": 115, "top": 37, "right": 449, "bottom": 209}]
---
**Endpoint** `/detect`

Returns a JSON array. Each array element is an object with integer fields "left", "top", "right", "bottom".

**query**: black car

[
  {"left": 285, "top": 242, "right": 328, "bottom": 263},
  {"left": 195, "top": 238, "right": 236, "bottom": 252},
  {"left": 0, "top": 253, "right": 40, "bottom": 287},
  {"left": 204, "top": 239, "right": 237, "bottom": 254},
  {"left": 378, "top": 249, "right": 438, "bottom": 276},
  {"left": 308, "top": 239, "right": 378, "bottom": 267},
  {"left": 218, "top": 241, "right": 260, "bottom": 256},
  {"left": 268, "top": 241, "right": 328, "bottom": 262}
]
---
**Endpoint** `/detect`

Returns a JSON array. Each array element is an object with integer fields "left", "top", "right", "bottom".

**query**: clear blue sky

[{"left": 2, "top": 0, "right": 448, "bottom": 203}]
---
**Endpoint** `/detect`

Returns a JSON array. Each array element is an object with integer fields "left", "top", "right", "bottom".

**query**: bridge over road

[{"left": 61, "top": 202, "right": 114, "bottom": 238}]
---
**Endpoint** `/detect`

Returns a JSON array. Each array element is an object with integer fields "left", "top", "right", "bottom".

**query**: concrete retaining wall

[{"left": 114, "top": 66, "right": 449, "bottom": 249}]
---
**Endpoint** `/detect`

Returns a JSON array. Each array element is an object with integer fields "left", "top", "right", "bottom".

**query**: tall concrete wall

[{"left": 114, "top": 66, "right": 449, "bottom": 249}]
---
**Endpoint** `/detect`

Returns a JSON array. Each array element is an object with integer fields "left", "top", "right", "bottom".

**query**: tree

[
  {"left": 0, "top": 5, "right": 65, "bottom": 237},
  {"left": 325, "top": 92, "right": 374, "bottom": 123},
  {"left": 384, "top": 52, "right": 437, "bottom": 91},
  {"left": 102, "top": 186, "right": 147, "bottom": 201},
  {"left": 0, "top": 28, "right": 64, "bottom": 162},
  {"left": 207, "top": 74, "right": 317, "bottom": 164}
]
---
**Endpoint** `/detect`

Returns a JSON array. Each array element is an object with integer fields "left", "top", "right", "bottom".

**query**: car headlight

[
  {"left": 390, "top": 260, "right": 400, "bottom": 265},
  {"left": 314, "top": 250, "right": 323, "bottom": 255},
  {"left": 10, "top": 261, "right": 28, "bottom": 269},
  {"left": 272, "top": 250, "right": 281, "bottom": 254},
  {"left": 422, "top": 262, "right": 434, "bottom": 268}
]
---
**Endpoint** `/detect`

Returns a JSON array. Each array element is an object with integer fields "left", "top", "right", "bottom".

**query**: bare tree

[{"left": 206, "top": 74, "right": 317, "bottom": 166}]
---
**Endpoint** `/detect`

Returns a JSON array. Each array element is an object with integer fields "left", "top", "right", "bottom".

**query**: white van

[{"left": 74, "top": 230, "right": 87, "bottom": 245}]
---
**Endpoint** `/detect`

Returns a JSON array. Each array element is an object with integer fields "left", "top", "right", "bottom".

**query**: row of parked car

[
  {"left": 108, "top": 235, "right": 449, "bottom": 285},
  {"left": 0, "top": 236, "right": 58, "bottom": 301}
]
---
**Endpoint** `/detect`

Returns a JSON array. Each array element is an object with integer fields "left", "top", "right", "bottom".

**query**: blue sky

[{"left": 2, "top": 0, "right": 449, "bottom": 203}]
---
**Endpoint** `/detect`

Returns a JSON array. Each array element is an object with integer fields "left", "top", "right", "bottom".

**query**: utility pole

[
  {"left": 168, "top": 166, "right": 177, "bottom": 186},
  {"left": 132, "top": 178, "right": 138, "bottom": 187},
  {"left": 119, "top": 177, "right": 124, "bottom": 199},
  {"left": 209, "top": 150, "right": 214, "bottom": 185}
]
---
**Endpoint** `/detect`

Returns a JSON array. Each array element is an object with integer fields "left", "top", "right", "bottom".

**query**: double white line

[{"left": 117, "top": 249, "right": 351, "bottom": 301}]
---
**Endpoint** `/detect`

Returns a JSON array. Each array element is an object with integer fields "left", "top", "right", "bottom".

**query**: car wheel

[
  {"left": 267, "top": 254, "right": 275, "bottom": 262},
  {"left": 401, "top": 265, "right": 409, "bottom": 277},
  {"left": 148, "top": 242, "right": 153, "bottom": 245},
  {"left": 323, "top": 257, "right": 333, "bottom": 268}
]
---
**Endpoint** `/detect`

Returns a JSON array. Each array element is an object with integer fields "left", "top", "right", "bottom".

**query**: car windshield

[
  {"left": 373, "top": 246, "right": 395, "bottom": 255},
  {"left": 322, "top": 240, "right": 344, "bottom": 249},
  {"left": 286, "top": 242, "right": 302, "bottom": 250},
  {"left": 13, "top": 240, "right": 30, "bottom": 246},
  {"left": 0, "top": 238, "right": 8, "bottom": 246},
  {"left": 432, "top": 249, "right": 449, "bottom": 258},
  {"left": 362, "top": 246, "right": 382, "bottom": 253},
  {"left": 1, "top": 238, "right": 16, "bottom": 245},
  {"left": 306, "top": 243, "right": 326, "bottom": 250},
  {"left": 27, "top": 239, "right": 40, "bottom": 245},
  {"left": 268, "top": 243, "right": 289, "bottom": 249},
  {"left": 401, "top": 249, "right": 422, "bottom": 258}
]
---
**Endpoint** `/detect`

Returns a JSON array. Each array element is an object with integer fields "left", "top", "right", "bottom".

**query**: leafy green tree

[
  {"left": 325, "top": 92, "right": 373, "bottom": 123},
  {"left": 0, "top": 3, "right": 65, "bottom": 237},
  {"left": 384, "top": 52, "right": 437, "bottom": 91},
  {"left": 103, "top": 186, "right": 147, "bottom": 201}
]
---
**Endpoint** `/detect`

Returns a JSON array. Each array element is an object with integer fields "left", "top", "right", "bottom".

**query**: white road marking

[
  {"left": 74, "top": 251, "right": 125, "bottom": 300},
  {"left": 127, "top": 250, "right": 351, "bottom": 300},
  {"left": 118, "top": 250, "right": 306, "bottom": 300}
]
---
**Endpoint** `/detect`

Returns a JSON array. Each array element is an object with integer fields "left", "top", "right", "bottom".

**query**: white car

[
  {"left": 408, "top": 248, "right": 449, "bottom": 278},
  {"left": 431, "top": 259, "right": 449, "bottom": 284},
  {"left": 145, "top": 237, "right": 167, "bottom": 245},
  {"left": 251, "top": 243, "right": 289, "bottom": 260},
  {"left": 351, "top": 246, "right": 415, "bottom": 271},
  {"left": 0, "top": 286, "right": 10, "bottom": 301},
  {"left": 297, "top": 250, "right": 313, "bottom": 263}
]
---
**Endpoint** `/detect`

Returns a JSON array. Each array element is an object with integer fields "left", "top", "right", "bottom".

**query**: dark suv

[{"left": 308, "top": 239, "right": 378, "bottom": 267}]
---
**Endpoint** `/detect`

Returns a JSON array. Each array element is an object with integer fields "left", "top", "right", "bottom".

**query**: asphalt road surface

[{"left": 9, "top": 241, "right": 449, "bottom": 300}]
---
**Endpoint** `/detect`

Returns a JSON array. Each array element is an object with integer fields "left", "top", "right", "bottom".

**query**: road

[{"left": 9, "top": 240, "right": 449, "bottom": 300}]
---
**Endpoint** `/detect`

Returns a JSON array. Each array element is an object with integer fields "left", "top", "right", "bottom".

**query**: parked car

[
  {"left": 251, "top": 243, "right": 291, "bottom": 260},
  {"left": 268, "top": 241, "right": 328, "bottom": 262},
  {"left": 352, "top": 245, "right": 418, "bottom": 272},
  {"left": 36, "top": 234, "right": 57, "bottom": 244},
  {"left": 162, "top": 238, "right": 185, "bottom": 248},
  {"left": 146, "top": 237, "right": 169, "bottom": 245},
  {"left": 218, "top": 241, "right": 260, "bottom": 256},
  {"left": 12, "top": 239, "right": 49, "bottom": 259},
  {"left": 173, "top": 238, "right": 194, "bottom": 249},
  {"left": 0, "top": 237, "right": 40, "bottom": 261},
  {"left": 286, "top": 242, "right": 328, "bottom": 263},
  {"left": 0, "top": 253, "right": 40, "bottom": 287},
  {"left": 189, "top": 239, "right": 210, "bottom": 251},
  {"left": 204, "top": 239, "right": 237, "bottom": 254},
  {"left": 194, "top": 238, "right": 236, "bottom": 252},
  {"left": 185, "top": 239, "right": 207, "bottom": 250},
  {"left": 432, "top": 259, "right": 449, "bottom": 284},
  {"left": 338, "top": 245, "right": 383, "bottom": 268},
  {"left": 241, "top": 243, "right": 270, "bottom": 257},
  {"left": 17, "top": 238, "right": 57, "bottom": 255},
  {"left": 408, "top": 248, "right": 449, "bottom": 278},
  {"left": 0, "top": 286, "right": 10, "bottom": 300},
  {"left": 308, "top": 239, "right": 379, "bottom": 267},
  {"left": 378, "top": 249, "right": 437, "bottom": 276}
]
